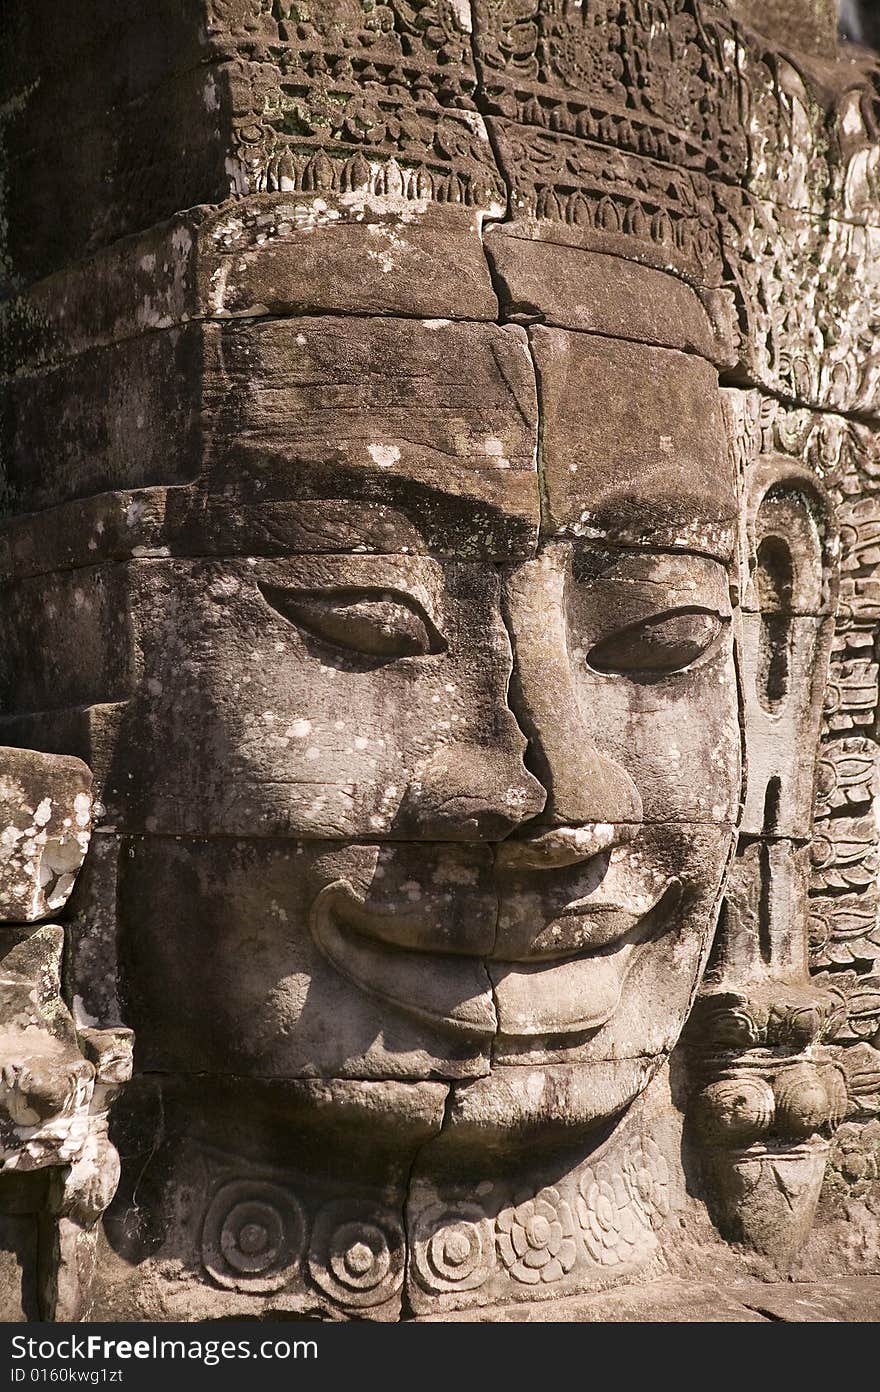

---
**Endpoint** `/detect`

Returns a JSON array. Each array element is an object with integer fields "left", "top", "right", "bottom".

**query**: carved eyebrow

[
  {"left": 570, "top": 545, "right": 733, "bottom": 587},
  {"left": 257, "top": 582, "right": 437, "bottom": 620}
]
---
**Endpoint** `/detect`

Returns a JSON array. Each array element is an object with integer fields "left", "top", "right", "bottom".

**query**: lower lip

[
  {"left": 311, "top": 882, "right": 676, "bottom": 1041},
  {"left": 489, "top": 953, "right": 628, "bottom": 1036}
]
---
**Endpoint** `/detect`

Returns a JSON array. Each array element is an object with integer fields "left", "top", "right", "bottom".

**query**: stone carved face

[{"left": 96, "top": 301, "right": 741, "bottom": 1148}]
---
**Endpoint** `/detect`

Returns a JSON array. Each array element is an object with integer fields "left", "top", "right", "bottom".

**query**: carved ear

[
  {"left": 739, "top": 460, "right": 838, "bottom": 848},
  {"left": 685, "top": 457, "right": 843, "bottom": 1267}
]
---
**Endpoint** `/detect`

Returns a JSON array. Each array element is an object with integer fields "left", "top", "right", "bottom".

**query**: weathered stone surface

[
  {"left": 89, "top": 1073, "right": 448, "bottom": 1322},
  {"left": 728, "top": 1276, "right": 880, "bottom": 1321},
  {"left": 530, "top": 327, "right": 737, "bottom": 556},
  {"left": 2, "top": 202, "right": 500, "bottom": 377},
  {"left": 2, "top": 327, "right": 204, "bottom": 513},
  {"left": 491, "top": 826, "right": 735, "bottom": 1068},
  {"left": 116, "top": 837, "right": 495, "bottom": 1080},
  {"left": 1, "top": 539, "right": 740, "bottom": 838},
  {"left": 2, "top": 62, "right": 231, "bottom": 291},
  {"left": 0, "top": 568, "right": 137, "bottom": 717},
  {"left": 0, "top": 1183, "right": 43, "bottom": 1321},
  {"left": 484, "top": 228, "right": 736, "bottom": 365},
  {"left": 416, "top": 1276, "right": 880, "bottom": 1322},
  {"left": 0, "top": 745, "right": 130, "bottom": 1320},
  {"left": 0, "top": 927, "right": 93, "bottom": 1158},
  {"left": 63, "top": 834, "right": 125, "bottom": 1032},
  {"left": 196, "top": 316, "right": 539, "bottom": 556},
  {"left": 0, "top": 748, "right": 91, "bottom": 923},
  {"left": 190, "top": 203, "right": 499, "bottom": 323},
  {"left": 3, "top": 0, "right": 880, "bottom": 1328},
  {"left": 1, "top": 1, "right": 505, "bottom": 288},
  {"left": 2, "top": 316, "right": 540, "bottom": 553},
  {"left": 405, "top": 1074, "right": 681, "bottom": 1315},
  {"left": 728, "top": 0, "right": 839, "bottom": 56}
]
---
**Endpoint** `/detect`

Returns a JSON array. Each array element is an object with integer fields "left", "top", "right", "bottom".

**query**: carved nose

[
  {"left": 502, "top": 550, "right": 643, "bottom": 834},
  {"left": 0, "top": 1062, "right": 85, "bottom": 1123},
  {"left": 396, "top": 739, "right": 546, "bottom": 840},
  {"left": 23, "top": 1067, "right": 78, "bottom": 1119}
]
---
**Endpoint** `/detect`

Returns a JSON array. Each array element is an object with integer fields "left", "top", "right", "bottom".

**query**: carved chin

[{"left": 310, "top": 879, "right": 681, "bottom": 1043}]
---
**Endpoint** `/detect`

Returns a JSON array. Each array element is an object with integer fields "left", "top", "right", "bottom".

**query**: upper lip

[
  {"left": 494, "top": 823, "right": 636, "bottom": 871},
  {"left": 308, "top": 828, "right": 673, "bottom": 962}
]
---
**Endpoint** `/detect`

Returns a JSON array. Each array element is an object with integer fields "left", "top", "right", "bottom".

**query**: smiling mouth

[{"left": 309, "top": 878, "right": 681, "bottom": 1042}]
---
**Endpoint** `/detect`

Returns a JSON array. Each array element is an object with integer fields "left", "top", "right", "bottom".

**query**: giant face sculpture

[
  {"left": 0, "top": 265, "right": 745, "bottom": 1315},
  {"left": 88, "top": 314, "right": 740, "bottom": 1150},
  {"left": 3, "top": 0, "right": 879, "bottom": 1324}
]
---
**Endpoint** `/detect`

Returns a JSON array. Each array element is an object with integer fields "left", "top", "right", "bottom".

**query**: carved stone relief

[
  {"left": 1, "top": 0, "right": 880, "bottom": 1321},
  {"left": 0, "top": 749, "right": 131, "bottom": 1319}
]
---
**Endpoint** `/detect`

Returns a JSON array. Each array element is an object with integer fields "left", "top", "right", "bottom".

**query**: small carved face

[
  {"left": 112, "top": 314, "right": 741, "bottom": 1143},
  {"left": 0, "top": 974, "right": 94, "bottom": 1151}
]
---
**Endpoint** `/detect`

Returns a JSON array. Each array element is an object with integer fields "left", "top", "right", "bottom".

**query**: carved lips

[{"left": 309, "top": 858, "right": 680, "bottom": 1042}]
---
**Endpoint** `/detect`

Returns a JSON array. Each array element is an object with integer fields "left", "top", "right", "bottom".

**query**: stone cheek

[{"left": 115, "top": 837, "right": 497, "bottom": 1081}]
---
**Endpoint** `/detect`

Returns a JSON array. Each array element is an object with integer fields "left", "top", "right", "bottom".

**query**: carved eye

[
  {"left": 258, "top": 585, "right": 446, "bottom": 659},
  {"left": 586, "top": 608, "right": 724, "bottom": 677}
]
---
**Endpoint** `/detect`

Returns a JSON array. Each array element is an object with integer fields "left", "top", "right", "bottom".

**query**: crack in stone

[{"left": 719, "top": 368, "right": 880, "bottom": 428}]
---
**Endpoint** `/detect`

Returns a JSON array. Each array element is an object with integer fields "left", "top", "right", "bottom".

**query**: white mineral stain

[
  {"left": 368, "top": 444, "right": 401, "bottom": 469},
  {"left": 367, "top": 245, "right": 396, "bottom": 273},
  {"left": 526, "top": 1073, "right": 545, "bottom": 1104},
  {"left": 483, "top": 436, "right": 507, "bottom": 459},
  {"left": 72, "top": 995, "right": 99, "bottom": 1029}
]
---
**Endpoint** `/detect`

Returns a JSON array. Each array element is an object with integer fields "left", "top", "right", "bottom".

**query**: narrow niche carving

[{"left": 755, "top": 535, "right": 794, "bottom": 711}]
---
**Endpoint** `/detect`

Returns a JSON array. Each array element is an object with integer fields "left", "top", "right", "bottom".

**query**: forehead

[
  {"left": 3, "top": 253, "right": 736, "bottom": 577},
  {"left": 205, "top": 311, "right": 734, "bottom": 561}
]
